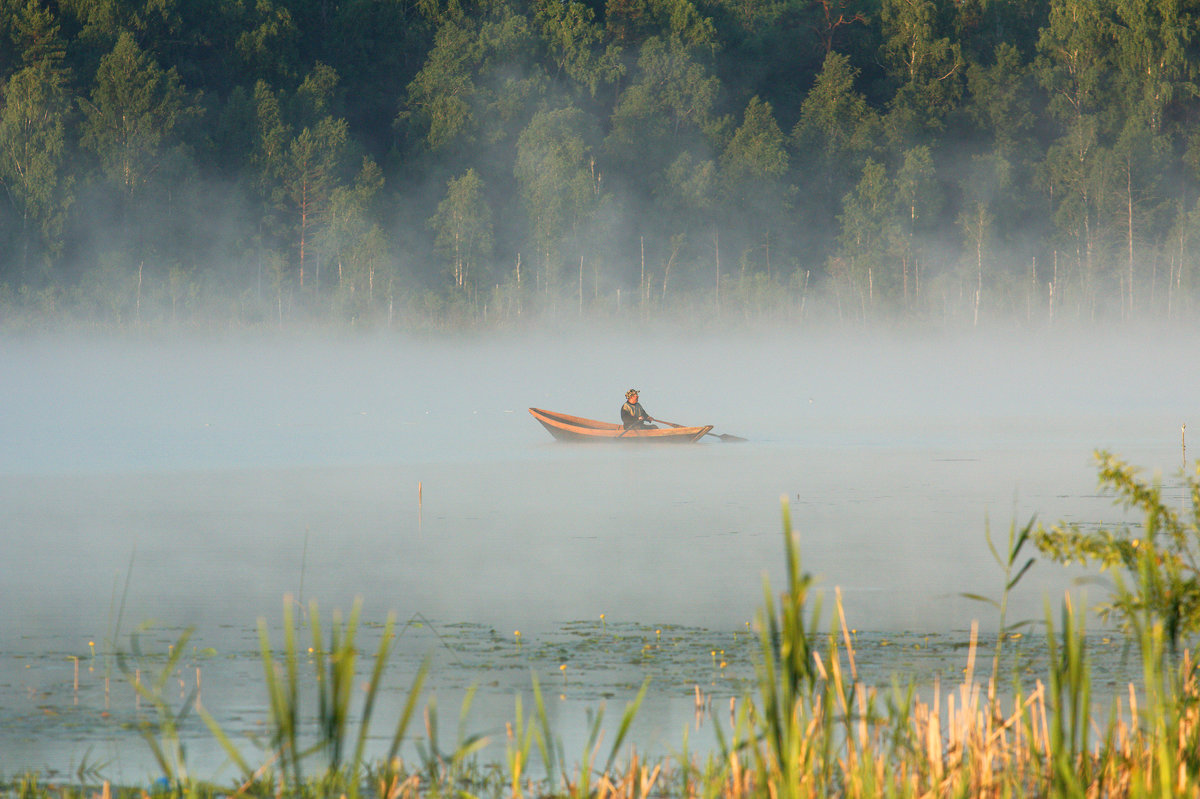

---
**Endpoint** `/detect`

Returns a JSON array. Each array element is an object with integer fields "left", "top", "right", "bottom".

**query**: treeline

[{"left": 1, "top": 0, "right": 1199, "bottom": 328}]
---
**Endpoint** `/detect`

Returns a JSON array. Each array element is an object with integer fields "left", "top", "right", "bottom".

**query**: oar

[{"left": 656, "top": 418, "right": 747, "bottom": 442}]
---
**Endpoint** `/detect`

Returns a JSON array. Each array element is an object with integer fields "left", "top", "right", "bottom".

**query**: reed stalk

[{"left": 119, "top": 623, "right": 198, "bottom": 796}]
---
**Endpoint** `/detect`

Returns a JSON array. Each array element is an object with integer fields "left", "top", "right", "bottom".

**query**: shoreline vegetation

[
  {"left": 6, "top": 452, "right": 1200, "bottom": 798},
  {"left": 7, "top": 3, "right": 1200, "bottom": 332}
]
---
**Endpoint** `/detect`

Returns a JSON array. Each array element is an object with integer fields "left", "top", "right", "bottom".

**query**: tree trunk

[
  {"left": 299, "top": 178, "right": 309, "bottom": 288},
  {"left": 714, "top": 228, "right": 721, "bottom": 316},
  {"left": 1126, "top": 163, "right": 1134, "bottom": 318},
  {"left": 661, "top": 242, "right": 679, "bottom": 303}
]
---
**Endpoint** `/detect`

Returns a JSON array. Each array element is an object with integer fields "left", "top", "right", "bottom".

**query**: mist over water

[
  {"left": 2, "top": 326, "right": 1195, "bottom": 639},
  {"left": 1, "top": 324, "right": 1196, "bottom": 776}
]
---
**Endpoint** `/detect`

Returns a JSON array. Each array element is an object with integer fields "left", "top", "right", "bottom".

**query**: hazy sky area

[{"left": 2, "top": 324, "right": 1195, "bottom": 651}]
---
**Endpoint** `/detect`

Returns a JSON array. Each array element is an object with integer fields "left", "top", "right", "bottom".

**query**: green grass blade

[
  {"left": 350, "top": 611, "right": 397, "bottom": 791},
  {"left": 197, "top": 703, "right": 255, "bottom": 781},
  {"left": 386, "top": 655, "right": 430, "bottom": 765},
  {"left": 603, "top": 676, "right": 650, "bottom": 774}
]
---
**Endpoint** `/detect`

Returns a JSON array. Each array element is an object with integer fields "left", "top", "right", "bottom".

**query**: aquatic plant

[
  {"left": 114, "top": 595, "right": 434, "bottom": 799},
  {"left": 704, "top": 495, "right": 1200, "bottom": 798},
  {"left": 248, "top": 596, "right": 435, "bottom": 798},
  {"left": 1035, "top": 450, "right": 1200, "bottom": 652},
  {"left": 961, "top": 515, "right": 1037, "bottom": 679},
  {"left": 742, "top": 496, "right": 830, "bottom": 796},
  {"left": 119, "top": 623, "right": 197, "bottom": 794}
]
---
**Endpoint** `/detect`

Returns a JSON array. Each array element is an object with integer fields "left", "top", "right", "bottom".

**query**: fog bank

[{"left": 1, "top": 325, "right": 1195, "bottom": 645}]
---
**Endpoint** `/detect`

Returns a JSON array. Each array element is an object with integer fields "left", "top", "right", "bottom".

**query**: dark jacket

[{"left": 621, "top": 400, "right": 652, "bottom": 429}]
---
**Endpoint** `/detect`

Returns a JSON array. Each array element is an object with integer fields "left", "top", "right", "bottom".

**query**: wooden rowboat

[{"left": 529, "top": 407, "right": 713, "bottom": 443}]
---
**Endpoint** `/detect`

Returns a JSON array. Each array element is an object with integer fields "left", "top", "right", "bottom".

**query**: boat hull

[{"left": 528, "top": 408, "right": 712, "bottom": 443}]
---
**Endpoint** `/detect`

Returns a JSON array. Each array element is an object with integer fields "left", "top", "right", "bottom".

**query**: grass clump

[
  {"left": 698, "top": 494, "right": 1200, "bottom": 798},
  {"left": 105, "top": 596, "right": 434, "bottom": 799}
]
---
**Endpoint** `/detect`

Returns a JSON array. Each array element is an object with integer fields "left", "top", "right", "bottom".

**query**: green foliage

[
  {"left": 721, "top": 96, "right": 787, "bottom": 186},
  {"left": 402, "top": 20, "right": 480, "bottom": 153},
  {"left": 1043, "top": 594, "right": 1092, "bottom": 795},
  {"left": 7, "top": 0, "right": 67, "bottom": 73},
  {"left": 233, "top": 0, "right": 303, "bottom": 85},
  {"left": 961, "top": 515, "right": 1037, "bottom": 678},
  {"left": 1035, "top": 450, "right": 1200, "bottom": 652},
  {"left": 119, "top": 624, "right": 197, "bottom": 790},
  {"left": 429, "top": 167, "right": 494, "bottom": 290},
  {"left": 792, "top": 51, "right": 877, "bottom": 173},
  {"left": 790, "top": 50, "right": 879, "bottom": 262},
  {"left": 1110, "top": 0, "right": 1194, "bottom": 136},
  {"left": 752, "top": 498, "right": 822, "bottom": 787},
  {"left": 78, "top": 32, "right": 199, "bottom": 199},
  {"left": 322, "top": 156, "right": 388, "bottom": 310},
  {"left": 10, "top": 0, "right": 1200, "bottom": 326},
  {"left": 836, "top": 157, "right": 904, "bottom": 304},
  {"left": 278, "top": 115, "right": 349, "bottom": 285},
  {"left": 515, "top": 104, "right": 601, "bottom": 281},
  {"left": 535, "top": 0, "right": 624, "bottom": 96},
  {"left": 229, "top": 597, "right": 431, "bottom": 797},
  {"left": 879, "top": 0, "right": 964, "bottom": 142},
  {"left": 965, "top": 42, "right": 1036, "bottom": 157},
  {"left": 719, "top": 96, "right": 790, "bottom": 277},
  {"left": 605, "top": 34, "right": 721, "bottom": 174},
  {"left": 604, "top": 0, "right": 717, "bottom": 49},
  {"left": 0, "top": 61, "right": 74, "bottom": 274}
]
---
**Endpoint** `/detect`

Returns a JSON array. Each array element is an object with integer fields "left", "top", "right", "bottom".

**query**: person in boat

[{"left": 621, "top": 389, "right": 657, "bottom": 430}]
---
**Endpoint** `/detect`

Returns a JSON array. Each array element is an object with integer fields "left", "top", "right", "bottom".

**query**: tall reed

[
  {"left": 695, "top": 497, "right": 1200, "bottom": 798},
  {"left": 120, "top": 622, "right": 197, "bottom": 794}
]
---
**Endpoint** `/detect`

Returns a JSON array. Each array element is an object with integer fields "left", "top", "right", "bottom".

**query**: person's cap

[{"left": 625, "top": 388, "right": 639, "bottom": 399}]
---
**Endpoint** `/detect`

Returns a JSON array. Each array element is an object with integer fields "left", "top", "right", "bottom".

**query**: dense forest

[{"left": 1, "top": 0, "right": 1199, "bottom": 328}]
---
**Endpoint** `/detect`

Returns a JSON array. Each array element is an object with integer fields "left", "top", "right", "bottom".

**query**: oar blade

[{"left": 655, "top": 418, "right": 745, "bottom": 442}]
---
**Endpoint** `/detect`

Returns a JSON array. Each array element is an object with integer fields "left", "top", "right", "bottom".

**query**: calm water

[{"left": 0, "top": 325, "right": 1194, "bottom": 780}]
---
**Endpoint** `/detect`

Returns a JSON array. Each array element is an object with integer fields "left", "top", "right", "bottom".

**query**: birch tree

[{"left": 429, "top": 167, "right": 494, "bottom": 291}]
